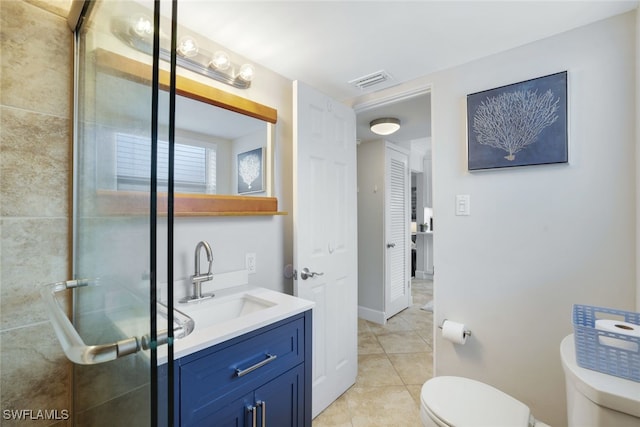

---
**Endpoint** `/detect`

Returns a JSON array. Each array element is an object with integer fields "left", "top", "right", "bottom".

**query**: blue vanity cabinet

[
  {"left": 205, "top": 363, "right": 305, "bottom": 427},
  {"left": 200, "top": 392, "right": 253, "bottom": 427},
  {"left": 254, "top": 363, "right": 304, "bottom": 426},
  {"left": 174, "top": 310, "right": 312, "bottom": 427}
]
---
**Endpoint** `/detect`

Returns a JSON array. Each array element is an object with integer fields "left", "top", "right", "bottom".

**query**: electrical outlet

[{"left": 246, "top": 253, "right": 257, "bottom": 274}]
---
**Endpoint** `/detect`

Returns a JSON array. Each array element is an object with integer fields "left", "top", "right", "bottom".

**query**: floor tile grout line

[{"left": 314, "top": 279, "right": 434, "bottom": 426}]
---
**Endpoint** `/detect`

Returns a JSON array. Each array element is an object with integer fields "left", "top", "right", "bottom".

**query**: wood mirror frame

[{"left": 93, "top": 48, "right": 284, "bottom": 216}]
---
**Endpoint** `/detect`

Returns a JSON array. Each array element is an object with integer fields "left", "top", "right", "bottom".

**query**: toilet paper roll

[
  {"left": 595, "top": 319, "right": 640, "bottom": 351},
  {"left": 442, "top": 320, "right": 468, "bottom": 345}
]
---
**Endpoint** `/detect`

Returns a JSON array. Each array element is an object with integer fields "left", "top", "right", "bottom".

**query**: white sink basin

[
  {"left": 160, "top": 285, "right": 314, "bottom": 363},
  {"left": 179, "top": 292, "right": 276, "bottom": 326}
]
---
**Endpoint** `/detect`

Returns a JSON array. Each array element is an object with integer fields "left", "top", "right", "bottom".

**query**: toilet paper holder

[{"left": 439, "top": 319, "right": 472, "bottom": 338}]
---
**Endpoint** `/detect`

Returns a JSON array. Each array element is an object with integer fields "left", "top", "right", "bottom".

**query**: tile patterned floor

[{"left": 312, "top": 279, "right": 434, "bottom": 427}]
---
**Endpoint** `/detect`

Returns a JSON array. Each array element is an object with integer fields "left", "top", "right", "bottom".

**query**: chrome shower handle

[{"left": 40, "top": 280, "right": 194, "bottom": 365}]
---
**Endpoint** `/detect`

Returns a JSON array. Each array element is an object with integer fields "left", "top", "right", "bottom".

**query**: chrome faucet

[{"left": 180, "top": 241, "right": 215, "bottom": 303}]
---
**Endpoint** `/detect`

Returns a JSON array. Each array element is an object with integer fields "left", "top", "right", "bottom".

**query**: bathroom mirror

[{"left": 92, "top": 49, "right": 282, "bottom": 216}]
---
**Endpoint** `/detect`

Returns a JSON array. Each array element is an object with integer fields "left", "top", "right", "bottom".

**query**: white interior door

[
  {"left": 385, "top": 145, "right": 411, "bottom": 318},
  {"left": 293, "top": 80, "right": 358, "bottom": 418}
]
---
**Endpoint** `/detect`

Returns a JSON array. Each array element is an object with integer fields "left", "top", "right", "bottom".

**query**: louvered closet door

[{"left": 385, "top": 144, "right": 410, "bottom": 318}]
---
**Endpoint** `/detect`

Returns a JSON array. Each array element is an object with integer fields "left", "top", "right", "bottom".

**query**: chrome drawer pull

[
  {"left": 247, "top": 405, "right": 257, "bottom": 427},
  {"left": 257, "top": 401, "right": 266, "bottom": 427},
  {"left": 235, "top": 353, "right": 277, "bottom": 377}
]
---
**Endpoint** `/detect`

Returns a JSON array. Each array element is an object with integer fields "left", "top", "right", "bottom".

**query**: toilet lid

[{"left": 421, "top": 376, "right": 532, "bottom": 427}]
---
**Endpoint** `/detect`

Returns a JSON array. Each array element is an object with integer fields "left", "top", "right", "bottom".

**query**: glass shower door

[{"left": 71, "top": 0, "right": 173, "bottom": 424}]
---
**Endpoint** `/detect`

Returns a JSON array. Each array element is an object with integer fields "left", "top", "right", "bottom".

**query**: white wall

[
  {"left": 430, "top": 12, "right": 636, "bottom": 426},
  {"left": 165, "top": 215, "right": 286, "bottom": 299},
  {"left": 354, "top": 10, "right": 636, "bottom": 427},
  {"left": 636, "top": 8, "right": 640, "bottom": 312}
]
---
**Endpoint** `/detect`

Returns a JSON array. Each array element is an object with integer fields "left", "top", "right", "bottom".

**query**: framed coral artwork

[
  {"left": 237, "top": 147, "right": 264, "bottom": 194},
  {"left": 467, "top": 71, "right": 568, "bottom": 170}
]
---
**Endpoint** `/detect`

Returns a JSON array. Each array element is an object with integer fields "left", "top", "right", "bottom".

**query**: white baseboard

[
  {"left": 358, "top": 306, "right": 386, "bottom": 325},
  {"left": 415, "top": 270, "right": 433, "bottom": 280}
]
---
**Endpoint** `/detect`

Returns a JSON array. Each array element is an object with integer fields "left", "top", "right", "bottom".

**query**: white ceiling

[
  {"left": 176, "top": 0, "right": 637, "bottom": 103},
  {"left": 171, "top": 1, "right": 637, "bottom": 144}
]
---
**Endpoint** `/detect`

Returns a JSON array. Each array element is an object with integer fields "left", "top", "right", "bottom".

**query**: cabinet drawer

[{"left": 180, "top": 317, "right": 305, "bottom": 422}]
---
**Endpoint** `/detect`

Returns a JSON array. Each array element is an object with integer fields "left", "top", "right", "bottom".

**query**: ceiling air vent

[{"left": 348, "top": 70, "right": 392, "bottom": 90}]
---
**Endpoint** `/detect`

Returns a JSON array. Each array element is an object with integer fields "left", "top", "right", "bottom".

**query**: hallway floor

[{"left": 312, "top": 279, "right": 434, "bottom": 427}]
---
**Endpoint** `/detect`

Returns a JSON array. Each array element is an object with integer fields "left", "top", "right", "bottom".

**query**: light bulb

[
  {"left": 177, "top": 36, "right": 199, "bottom": 58},
  {"left": 210, "top": 51, "right": 231, "bottom": 71},
  {"left": 132, "top": 15, "right": 152, "bottom": 37},
  {"left": 238, "top": 64, "right": 255, "bottom": 82}
]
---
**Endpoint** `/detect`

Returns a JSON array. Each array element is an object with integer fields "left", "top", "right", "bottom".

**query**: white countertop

[{"left": 157, "top": 286, "right": 314, "bottom": 364}]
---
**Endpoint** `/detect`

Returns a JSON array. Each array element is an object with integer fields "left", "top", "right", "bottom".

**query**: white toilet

[
  {"left": 420, "top": 376, "right": 550, "bottom": 427},
  {"left": 560, "top": 334, "right": 640, "bottom": 427},
  {"left": 420, "top": 335, "right": 640, "bottom": 427}
]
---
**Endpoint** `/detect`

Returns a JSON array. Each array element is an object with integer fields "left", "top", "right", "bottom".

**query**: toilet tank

[{"left": 561, "top": 335, "right": 640, "bottom": 427}]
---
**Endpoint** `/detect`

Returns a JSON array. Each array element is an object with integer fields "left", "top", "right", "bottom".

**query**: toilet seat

[{"left": 421, "top": 376, "right": 532, "bottom": 427}]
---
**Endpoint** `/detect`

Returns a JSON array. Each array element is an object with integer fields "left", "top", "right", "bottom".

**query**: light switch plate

[{"left": 456, "top": 194, "right": 471, "bottom": 216}]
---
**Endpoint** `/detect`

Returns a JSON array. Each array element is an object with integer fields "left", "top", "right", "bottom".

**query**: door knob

[
  {"left": 300, "top": 267, "right": 324, "bottom": 280},
  {"left": 386, "top": 243, "right": 396, "bottom": 248}
]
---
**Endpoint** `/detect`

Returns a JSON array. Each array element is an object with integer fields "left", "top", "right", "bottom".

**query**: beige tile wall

[{"left": 1, "top": 1, "right": 72, "bottom": 425}]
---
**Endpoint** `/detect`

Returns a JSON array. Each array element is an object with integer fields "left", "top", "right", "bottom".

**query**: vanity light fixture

[
  {"left": 210, "top": 50, "right": 231, "bottom": 71},
  {"left": 370, "top": 117, "right": 401, "bottom": 136},
  {"left": 177, "top": 36, "right": 199, "bottom": 58},
  {"left": 238, "top": 63, "right": 255, "bottom": 82},
  {"left": 132, "top": 14, "right": 153, "bottom": 37},
  {"left": 112, "top": 15, "right": 256, "bottom": 89}
]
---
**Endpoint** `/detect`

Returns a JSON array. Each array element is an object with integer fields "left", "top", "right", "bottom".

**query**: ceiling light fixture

[
  {"left": 370, "top": 118, "right": 401, "bottom": 136},
  {"left": 112, "top": 16, "right": 256, "bottom": 89}
]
